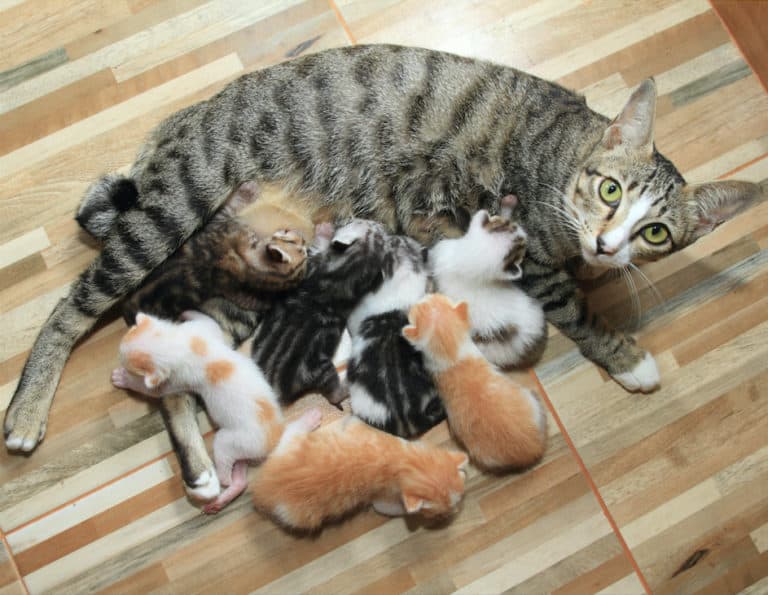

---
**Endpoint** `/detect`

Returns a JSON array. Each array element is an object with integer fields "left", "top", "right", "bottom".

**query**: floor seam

[
  {"left": 528, "top": 369, "right": 653, "bottom": 595},
  {"left": 327, "top": 0, "right": 357, "bottom": 46},
  {"left": 1, "top": 528, "right": 30, "bottom": 595}
]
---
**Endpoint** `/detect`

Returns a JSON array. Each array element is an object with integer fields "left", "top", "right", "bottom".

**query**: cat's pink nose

[{"left": 596, "top": 236, "right": 618, "bottom": 256}]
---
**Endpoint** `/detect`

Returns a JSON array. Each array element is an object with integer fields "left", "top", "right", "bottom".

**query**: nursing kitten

[
  {"left": 116, "top": 182, "right": 308, "bottom": 336},
  {"left": 113, "top": 311, "right": 295, "bottom": 513},
  {"left": 251, "top": 219, "right": 389, "bottom": 405},
  {"left": 345, "top": 221, "right": 445, "bottom": 437},
  {"left": 404, "top": 294, "right": 547, "bottom": 471},
  {"left": 251, "top": 415, "right": 468, "bottom": 532},
  {"left": 9, "top": 49, "right": 761, "bottom": 488},
  {"left": 430, "top": 207, "right": 546, "bottom": 369}
]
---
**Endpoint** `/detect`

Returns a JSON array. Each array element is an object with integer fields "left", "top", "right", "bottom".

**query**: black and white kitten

[
  {"left": 251, "top": 220, "right": 387, "bottom": 405},
  {"left": 345, "top": 221, "right": 445, "bottom": 438},
  {"left": 429, "top": 207, "right": 547, "bottom": 369}
]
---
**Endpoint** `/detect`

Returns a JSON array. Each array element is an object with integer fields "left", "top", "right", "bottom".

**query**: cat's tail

[{"left": 75, "top": 173, "right": 139, "bottom": 241}]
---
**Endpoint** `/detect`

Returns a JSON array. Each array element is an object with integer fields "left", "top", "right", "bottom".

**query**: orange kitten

[
  {"left": 403, "top": 294, "right": 547, "bottom": 471},
  {"left": 251, "top": 415, "right": 468, "bottom": 531}
]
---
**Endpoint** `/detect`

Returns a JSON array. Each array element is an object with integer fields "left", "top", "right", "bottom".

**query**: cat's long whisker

[
  {"left": 628, "top": 263, "right": 664, "bottom": 306},
  {"left": 621, "top": 266, "right": 642, "bottom": 328}
]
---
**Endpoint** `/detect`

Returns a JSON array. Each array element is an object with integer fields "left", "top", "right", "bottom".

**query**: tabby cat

[
  {"left": 250, "top": 219, "right": 388, "bottom": 405},
  {"left": 344, "top": 220, "right": 445, "bottom": 437},
  {"left": 7, "top": 49, "right": 761, "bottom": 509}
]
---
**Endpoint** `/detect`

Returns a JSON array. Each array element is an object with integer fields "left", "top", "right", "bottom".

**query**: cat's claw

[{"left": 612, "top": 352, "right": 660, "bottom": 393}]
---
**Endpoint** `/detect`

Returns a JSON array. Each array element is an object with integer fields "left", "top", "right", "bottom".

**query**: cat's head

[
  {"left": 403, "top": 294, "right": 471, "bottom": 365},
  {"left": 399, "top": 444, "right": 469, "bottom": 517},
  {"left": 463, "top": 209, "right": 527, "bottom": 281},
  {"left": 568, "top": 79, "right": 763, "bottom": 269}
]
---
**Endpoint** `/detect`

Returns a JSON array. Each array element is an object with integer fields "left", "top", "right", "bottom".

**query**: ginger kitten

[
  {"left": 113, "top": 311, "right": 304, "bottom": 513},
  {"left": 250, "top": 415, "right": 468, "bottom": 532},
  {"left": 404, "top": 294, "right": 547, "bottom": 471}
]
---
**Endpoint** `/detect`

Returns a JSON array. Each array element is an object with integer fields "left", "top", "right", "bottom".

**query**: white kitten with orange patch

[{"left": 113, "top": 311, "right": 321, "bottom": 513}]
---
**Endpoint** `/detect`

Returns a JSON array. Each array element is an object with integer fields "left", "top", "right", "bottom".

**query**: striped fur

[
  {"left": 346, "top": 227, "right": 444, "bottom": 438},
  {"left": 7, "top": 45, "right": 762, "bottom": 462},
  {"left": 251, "top": 220, "right": 388, "bottom": 405}
]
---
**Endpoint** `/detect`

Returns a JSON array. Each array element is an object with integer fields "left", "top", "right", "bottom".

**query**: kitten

[
  {"left": 404, "top": 294, "right": 547, "bottom": 471},
  {"left": 429, "top": 206, "right": 546, "bottom": 369},
  {"left": 251, "top": 415, "right": 468, "bottom": 532},
  {"left": 119, "top": 182, "right": 308, "bottom": 338},
  {"left": 10, "top": 47, "right": 761, "bottom": 469},
  {"left": 345, "top": 221, "right": 445, "bottom": 437},
  {"left": 251, "top": 219, "right": 389, "bottom": 405},
  {"left": 112, "top": 311, "right": 301, "bottom": 513}
]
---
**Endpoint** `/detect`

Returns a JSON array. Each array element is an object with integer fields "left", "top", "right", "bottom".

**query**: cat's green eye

[
  {"left": 598, "top": 178, "right": 622, "bottom": 206},
  {"left": 640, "top": 223, "right": 670, "bottom": 245}
]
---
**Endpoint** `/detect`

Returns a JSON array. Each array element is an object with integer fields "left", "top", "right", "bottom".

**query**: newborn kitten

[
  {"left": 404, "top": 294, "right": 548, "bottom": 471},
  {"left": 251, "top": 219, "right": 389, "bottom": 405},
  {"left": 429, "top": 206, "right": 546, "bottom": 368},
  {"left": 345, "top": 222, "right": 445, "bottom": 438},
  {"left": 121, "top": 182, "right": 308, "bottom": 337},
  {"left": 113, "top": 311, "right": 301, "bottom": 513},
  {"left": 251, "top": 415, "right": 468, "bottom": 532}
]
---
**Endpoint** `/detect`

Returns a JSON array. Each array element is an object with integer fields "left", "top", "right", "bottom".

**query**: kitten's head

[
  {"left": 403, "top": 294, "right": 471, "bottom": 364},
  {"left": 568, "top": 79, "right": 763, "bottom": 269},
  {"left": 399, "top": 444, "right": 469, "bottom": 517},
  {"left": 119, "top": 312, "right": 225, "bottom": 390},
  {"left": 226, "top": 227, "right": 308, "bottom": 286},
  {"left": 311, "top": 218, "right": 393, "bottom": 301},
  {"left": 463, "top": 209, "right": 527, "bottom": 281}
]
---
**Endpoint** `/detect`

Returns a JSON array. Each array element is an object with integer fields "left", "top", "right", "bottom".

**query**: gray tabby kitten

[
  {"left": 7, "top": 48, "right": 761, "bottom": 503},
  {"left": 344, "top": 220, "right": 445, "bottom": 438}
]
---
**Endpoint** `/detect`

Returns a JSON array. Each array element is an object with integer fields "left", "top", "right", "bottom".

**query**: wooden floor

[{"left": 1, "top": 0, "right": 767, "bottom": 593}]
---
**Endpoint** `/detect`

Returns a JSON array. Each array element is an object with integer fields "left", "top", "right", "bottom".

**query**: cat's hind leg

[{"left": 202, "top": 460, "right": 247, "bottom": 514}]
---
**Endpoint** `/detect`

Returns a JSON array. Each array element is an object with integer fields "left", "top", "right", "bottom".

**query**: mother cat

[{"left": 5, "top": 46, "right": 761, "bottom": 473}]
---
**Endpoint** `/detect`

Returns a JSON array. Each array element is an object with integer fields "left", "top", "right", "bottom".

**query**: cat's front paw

[
  {"left": 612, "top": 352, "right": 660, "bottom": 393},
  {"left": 185, "top": 469, "right": 221, "bottom": 501}
]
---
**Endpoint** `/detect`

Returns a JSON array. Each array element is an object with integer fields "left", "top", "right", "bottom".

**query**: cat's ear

[
  {"left": 684, "top": 180, "right": 764, "bottom": 242},
  {"left": 450, "top": 451, "right": 469, "bottom": 471},
  {"left": 453, "top": 301, "right": 470, "bottom": 323},
  {"left": 402, "top": 325, "right": 420, "bottom": 342},
  {"left": 602, "top": 78, "right": 656, "bottom": 153},
  {"left": 330, "top": 225, "right": 361, "bottom": 251},
  {"left": 265, "top": 244, "right": 291, "bottom": 263},
  {"left": 402, "top": 493, "right": 424, "bottom": 514}
]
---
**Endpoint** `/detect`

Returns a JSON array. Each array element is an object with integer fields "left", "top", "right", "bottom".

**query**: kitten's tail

[{"left": 75, "top": 173, "right": 139, "bottom": 241}]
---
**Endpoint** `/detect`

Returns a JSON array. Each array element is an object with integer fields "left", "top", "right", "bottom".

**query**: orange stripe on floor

[
  {"left": 327, "top": 0, "right": 357, "bottom": 46},
  {"left": 527, "top": 369, "right": 653, "bottom": 595}
]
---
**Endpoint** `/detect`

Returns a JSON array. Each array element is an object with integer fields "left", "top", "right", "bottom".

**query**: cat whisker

[
  {"left": 523, "top": 198, "right": 582, "bottom": 236},
  {"left": 619, "top": 266, "right": 641, "bottom": 329},
  {"left": 628, "top": 263, "right": 664, "bottom": 306}
]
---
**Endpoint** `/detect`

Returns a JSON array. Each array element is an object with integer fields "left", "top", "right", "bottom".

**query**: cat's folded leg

[
  {"left": 521, "top": 260, "right": 660, "bottom": 393},
  {"left": 160, "top": 393, "right": 220, "bottom": 501},
  {"left": 273, "top": 408, "right": 322, "bottom": 455},
  {"left": 315, "top": 359, "right": 348, "bottom": 408}
]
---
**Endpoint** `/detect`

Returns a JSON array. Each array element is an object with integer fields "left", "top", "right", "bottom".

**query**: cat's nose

[{"left": 595, "top": 236, "right": 617, "bottom": 256}]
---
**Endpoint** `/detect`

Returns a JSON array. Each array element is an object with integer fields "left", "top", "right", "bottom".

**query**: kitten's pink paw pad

[
  {"left": 111, "top": 367, "right": 132, "bottom": 389},
  {"left": 202, "top": 500, "right": 224, "bottom": 515}
]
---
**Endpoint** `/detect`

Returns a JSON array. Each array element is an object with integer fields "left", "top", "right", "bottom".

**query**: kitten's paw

[
  {"left": 612, "top": 352, "right": 660, "bottom": 393},
  {"left": 185, "top": 469, "right": 221, "bottom": 501},
  {"left": 202, "top": 499, "right": 224, "bottom": 515},
  {"left": 298, "top": 408, "right": 323, "bottom": 432},
  {"left": 111, "top": 367, "right": 135, "bottom": 390}
]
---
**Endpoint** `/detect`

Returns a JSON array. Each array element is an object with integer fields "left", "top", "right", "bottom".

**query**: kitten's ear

[
  {"left": 602, "top": 78, "right": 656, "bottom": 152},
  {"left": 451, "top": 451, "right": 470, "bottom": 471},
  {"left": 144, "top": 368, "right": 168, "bottom": 390},
  {"left": 135, "top": 312, "right": 149, "bottom": 325},
  {"left": 330, "top": 225, "right": 361, "bottom": 251},
  {"left": 266, "top": 244, "right": 291, "bottom": 263},
  {"left": 402, "top": 493, "right": 424, "bottom": 514},
  {"left": 402, "top": 325, "right": 420, "bottom": 342},
  {"left": 453, "top": 301, "right": 470, "bottom": 323},
  {"left": 685, "top": 180, "right": 764, "bottom": 242}
]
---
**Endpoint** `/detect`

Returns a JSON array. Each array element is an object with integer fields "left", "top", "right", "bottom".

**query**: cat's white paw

[
  {"left": 185, "top": 469, "right": 221, "bottom": 501},
  {"left": 612, "top": 352, "right": 660, "bottom": 393}
]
